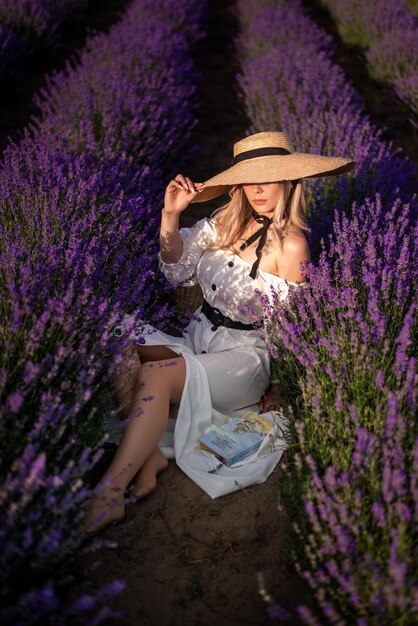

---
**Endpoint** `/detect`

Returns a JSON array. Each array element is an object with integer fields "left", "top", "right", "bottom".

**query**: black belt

[{"left": 201, "top": 299, "right": 256, "bottom": 331}]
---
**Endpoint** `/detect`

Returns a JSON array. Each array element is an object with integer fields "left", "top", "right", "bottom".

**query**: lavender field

[
  {"left": 0, "top": 0, "right": 89, "bottom": 80},
  {"left": 237, "top": 0, "right": 417, "bottom": 623},
  {"left": 321, "top": 0, "right": 418, "bottom": 131},
  {"left": 0, "top": 0, "right": 417, "bottom": 624},
  {"left": 0, "top": 0, "right": 204, "bottom": 622}
]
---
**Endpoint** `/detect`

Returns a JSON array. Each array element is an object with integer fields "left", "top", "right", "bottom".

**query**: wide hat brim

[{"left": 190, "top": 152, "right": 356, "bottom": 203}]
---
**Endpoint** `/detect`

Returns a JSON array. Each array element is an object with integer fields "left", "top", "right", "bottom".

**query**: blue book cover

[{"left": 199, "top": 412, "right": 272, "bottom": 466}]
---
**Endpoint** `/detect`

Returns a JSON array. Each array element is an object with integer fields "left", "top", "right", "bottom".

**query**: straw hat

[{"left": 190, "top": 130, "right": 356, "bottom": 203}]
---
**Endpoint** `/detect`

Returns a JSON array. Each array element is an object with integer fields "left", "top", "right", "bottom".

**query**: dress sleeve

[{"left": 158, "top": 217, "right": 218, "bottom": 286}]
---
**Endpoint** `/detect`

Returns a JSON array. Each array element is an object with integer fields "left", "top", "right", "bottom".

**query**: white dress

[{"left": 110, "top": 217, "right": 306, "bottom": 498}]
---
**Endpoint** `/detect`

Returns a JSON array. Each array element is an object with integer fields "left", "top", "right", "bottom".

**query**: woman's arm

[
  {"left": 159, "top": 174, "right": 203, "bottom": 264},
  {"left": 159, "top": 210, "right": 183, "bottom": 264},
  {"left": 259, "top": 383, "right": 284, "bottom": 413}
]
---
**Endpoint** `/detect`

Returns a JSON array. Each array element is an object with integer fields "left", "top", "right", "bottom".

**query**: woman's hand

[
  {"left": 259, "top": 383, "right": 282, "bottom": 413},
  {"left": 163, "top": 174, "right": 204, "bottom": 215}
]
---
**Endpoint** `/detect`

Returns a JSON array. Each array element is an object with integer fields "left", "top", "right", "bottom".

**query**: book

[{"left": 198, "top": 412, "right": 273, "bottom": 467}]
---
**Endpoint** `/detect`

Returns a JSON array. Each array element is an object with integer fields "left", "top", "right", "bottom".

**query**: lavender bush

[
  {"left": 294, "top": 402, "right": 417, "bottom": 625},
  {"left": 236, "top": 0, "right": 416, "bottom": 258},
  {"left": 260, "top": 196, "right": 418, "bottom": 624},
  {"left": 0, "top": 0, "right": 205, "bottom": 622},
  {"left": 0, "top": 0, "right": 89, "bottom": 83},
  {"left": 237, "top": 0, "right": 417, "bottom": 622},
  {"left": 321, "top": 0, "right": 418, "bottom": 130},
  {"left": 0, "top": 0, "right": 87, "bottom": 50},
  {"left": 32, "top": 0, "right": 202, "bottom": 169}
]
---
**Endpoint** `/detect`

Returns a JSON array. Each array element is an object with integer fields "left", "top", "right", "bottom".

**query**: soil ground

[
  {"left": 80, "top": 441, "right": 305, "bottom": 626},
  {"left": 0, "top": 0, "right": 132, "bottom": 152}
]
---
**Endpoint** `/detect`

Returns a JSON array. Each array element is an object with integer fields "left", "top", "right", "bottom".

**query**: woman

[{"left": 84, "top": 131, "right": 355, "bottom": 536}]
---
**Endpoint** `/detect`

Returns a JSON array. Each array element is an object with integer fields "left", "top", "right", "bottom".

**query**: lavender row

[
  {"left": 236, "top": 0, "right": 416, "bottom": 256},
  {"left": 0, "top": 0, "right": 205, "bottom": 623},
  {"left": 0, "top": 0, "right": 88, "bottom": 80},
  {"left": 0, "top": 0, "right": 87, "bottom": 46},
  {"left": 258, "top": 196, "right": 418, "bottom": 625},
  {"left": 321, "top": 0, "right": 418, "bottom": 130},
  {"left": 236, "top": 0, "right": 417, "bottom": 623}
]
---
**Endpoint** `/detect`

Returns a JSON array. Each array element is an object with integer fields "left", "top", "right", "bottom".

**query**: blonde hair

[{"left": 209, "top": 180, "right": 310, "bottom": 251}]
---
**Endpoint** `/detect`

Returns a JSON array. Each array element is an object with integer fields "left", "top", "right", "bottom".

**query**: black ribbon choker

[
  {"left": 240, "top": 213, "right": 272, "bottom": 279},
  {"left": 239, "top": 180, "right": 298, "bottom": 279}
]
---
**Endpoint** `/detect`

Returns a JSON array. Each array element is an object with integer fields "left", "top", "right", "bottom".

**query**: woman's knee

[
  {"left": 137, "top": 344, "right": 180, "bottom": 363},
  {"left": 114, "top": 340, "right": 140, "bottom": 371},
  {"left": 135, "top": 357, "right": 185, "bottom": 403},
  {"left": 136, "top": 357, "right": 182, "bottom": 382}
]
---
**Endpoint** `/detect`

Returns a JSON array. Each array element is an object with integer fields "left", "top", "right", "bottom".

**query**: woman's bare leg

[
  {"left": 111, "top": 342, "right": 179, "bottom": 417},
  {"left": 111, "top": 342, "right": 178, "bottom": 497},
  {"left": 84, "top": 350, "right": 185, "bottom": 535},
  {"left": 130, "top": 446, "right": 168, "bottom": 499}
]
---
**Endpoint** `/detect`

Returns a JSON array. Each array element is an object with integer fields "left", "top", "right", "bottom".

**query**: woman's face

[{"left": 242, "top": 182, "right": 283, "bottom": 217}]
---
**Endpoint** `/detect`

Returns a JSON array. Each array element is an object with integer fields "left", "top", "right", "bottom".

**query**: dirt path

[
  {"left": 74, "top": 2, "right": 310, "bottom": 624},
  {"left": 179, "top": 0, "right": 251, "bottom": 228},
  {"left": 0, "top": 0, "right": 132, "bottom": 152},
  {"left": 80, "top": 446, "right": 305, "bottom": 626}
]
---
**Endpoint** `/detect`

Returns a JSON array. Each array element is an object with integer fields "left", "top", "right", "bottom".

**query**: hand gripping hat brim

[{"left": 190, "top": 130, "right": 356, "bottom": 204}]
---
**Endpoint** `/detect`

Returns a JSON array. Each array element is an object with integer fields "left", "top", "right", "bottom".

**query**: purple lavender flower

[
  {"left": 236, "top": 2, "right": 417, "bottom": 622},
  {"left": 236, "top": 0, "right": 416, "bottom": 256},
  {"left": 0, "top": 0, "right": 88, "bottom": 47},
  {"left": 0, "top": 0, "right": 206, "bottom": 624},
  {"left": 322, "top": 0, "right": 418, "bottom": 128}
]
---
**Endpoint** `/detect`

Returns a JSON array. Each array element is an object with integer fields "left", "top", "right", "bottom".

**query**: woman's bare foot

[
  {"left": 131, "top": 447, "right": 169, "bottom": 499},
  {"left": 83, "top": 485, "right": 126, "bottom": 537}
]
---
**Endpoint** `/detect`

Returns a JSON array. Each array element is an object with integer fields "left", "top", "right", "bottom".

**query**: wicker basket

[{"left": 174, "top": 284, "right": 204, "bottom": 317}]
